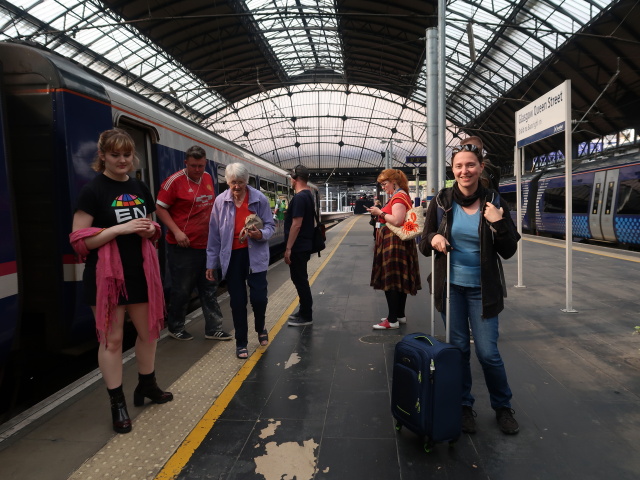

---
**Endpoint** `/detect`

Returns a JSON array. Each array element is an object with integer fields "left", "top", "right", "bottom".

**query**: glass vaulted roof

[{"left": 0, "top": 0, "right": 616, "bottom": 173}]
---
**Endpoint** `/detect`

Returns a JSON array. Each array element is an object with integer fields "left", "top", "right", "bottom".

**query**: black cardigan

[{"left": 418, "top": 187, "right": 520, "bottom": 318}]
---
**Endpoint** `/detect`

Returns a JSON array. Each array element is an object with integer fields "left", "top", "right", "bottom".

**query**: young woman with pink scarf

[{"left": 70, "top": 129, "right": 172, "bottom": 434}]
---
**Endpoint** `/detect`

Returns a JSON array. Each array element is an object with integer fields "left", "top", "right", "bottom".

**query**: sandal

[
  {"left": 236, "top": 347, "right": 248, "bottom": 359},
  {"left": 258, "top": 330, "right": 269, "bottom": 347}
]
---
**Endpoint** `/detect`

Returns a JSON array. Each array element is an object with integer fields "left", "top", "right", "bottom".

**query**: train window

[
  {"left": 543, "top": 187, "right": 565, "bottom": 213},
  {"left": 277, "top": 184, "right": 288, "bottom": 197},
  {"left": 260, "top": 179, "right": 277, "bottom": 208},
  {"left": 217, "top": 164, "right": 228, "bottom": 193},
  {"left": 591, "top": 183, "right": 601, "bottom": 214},
  {"left": 617, "top": 179, "right": 640, "bottom": 215},
  {"left": 500, "top": 191, "right": 517, "bottom": 212},
  {"left": 573, "top": 184, "right": 591, "bottom": 214},
  {"left": 117, "top": 123, "right": 153, "bottom": 189},
  {"left": 605, "top": 181, "right": 615, "bottom": 215},
  {"left": 544, "top": 185, "right": 591, "bottom": 214},
  {"left": 248, "top": 176, "right": 257, "bottom": 188}
]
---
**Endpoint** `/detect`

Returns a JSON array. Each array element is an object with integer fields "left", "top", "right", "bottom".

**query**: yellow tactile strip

[{"left": 67, "top": 215, "right": 358, "bottom": 480}]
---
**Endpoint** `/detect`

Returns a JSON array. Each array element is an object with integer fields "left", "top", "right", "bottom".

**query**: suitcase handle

[{"left": 412, "top": 335, "right": 434, "bottom": 346}]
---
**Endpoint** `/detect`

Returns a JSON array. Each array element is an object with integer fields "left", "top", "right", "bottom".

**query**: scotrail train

[
  {"left": 0, "top": 42, "right": 316, "bottom": 420},
  {"left": 499, "top": 149, "right": 640, "bottom": 248}
]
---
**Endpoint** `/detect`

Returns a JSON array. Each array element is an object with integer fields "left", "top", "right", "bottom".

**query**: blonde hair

[
  {"left": 92, "top": 128, "right": 139, "bottom": 173},
  {"left": 377, "top": 169, "right": 409, "bottom": 194}
]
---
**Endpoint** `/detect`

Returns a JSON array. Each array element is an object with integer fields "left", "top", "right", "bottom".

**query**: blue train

[
  {"left": 499, "top": 150, "right": 640, "bottom": 247},
  {"left": 0, "top": 42, "right": 316, "bottom": 419}
]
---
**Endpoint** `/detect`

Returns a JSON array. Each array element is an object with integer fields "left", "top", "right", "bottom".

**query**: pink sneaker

[{"left": 373, "top": 319, "right": 399, "bottom": 330}]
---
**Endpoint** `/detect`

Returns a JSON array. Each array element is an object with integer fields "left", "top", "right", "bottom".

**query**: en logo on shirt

[{"left": 111, "top": 194, "right": 147, "bottom": 223}]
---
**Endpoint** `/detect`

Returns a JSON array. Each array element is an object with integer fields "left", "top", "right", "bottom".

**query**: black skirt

[{"left": 83, "top": 262, "right": 149, "bottom": 306}]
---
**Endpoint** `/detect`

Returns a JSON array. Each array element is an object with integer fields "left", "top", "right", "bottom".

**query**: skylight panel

[
  {"left": 244, "top": 0, "right": 344, "bottom": 77},
  {"left": 0, "top": 0, "right": 227, "bottom": 117},
  {"left": 25, "top": 0, "right": 69, "bottom": 25}
]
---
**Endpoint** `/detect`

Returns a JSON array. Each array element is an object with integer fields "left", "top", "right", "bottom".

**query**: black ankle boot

[
  {"left": 133, "top": 371, "right": 173, "bottom": 407},
  {"left": 107, "top": 386, "right": 132, "bottom": 434}
]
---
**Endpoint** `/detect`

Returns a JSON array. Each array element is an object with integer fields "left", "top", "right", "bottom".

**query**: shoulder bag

[
  {"left": 310, "top": 194, "right": 326, "bottom": 255},
  {"left": 386, "top": 194, "right": 425, "bottom": 241}
]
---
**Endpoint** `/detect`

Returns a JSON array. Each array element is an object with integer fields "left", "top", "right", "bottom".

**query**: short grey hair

[
  {"left": 225, "top": 162, "right": 249, "bottom": 183},
  {"left": 185, "top": 145, "right": 206, "bottom": 160}
]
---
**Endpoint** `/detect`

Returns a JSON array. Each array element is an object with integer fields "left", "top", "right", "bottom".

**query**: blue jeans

[
  {"left": 166, "top": 244, "right": 223, "bottom": 335},
  {"left": 225, "top": 248, "right": 268, "bottom": 348},
  {"left": 442, "top": 284, "right": 513, "bottom": 410}
]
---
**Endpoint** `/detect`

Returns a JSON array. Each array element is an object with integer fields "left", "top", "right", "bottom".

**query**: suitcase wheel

[{"left": 395, "top": 421, "right": 402, "bottom": 432}]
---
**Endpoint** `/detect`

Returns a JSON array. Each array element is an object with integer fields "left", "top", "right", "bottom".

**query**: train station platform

[{"left": 1, "top": 215, "right": 640, "bottom": 480}]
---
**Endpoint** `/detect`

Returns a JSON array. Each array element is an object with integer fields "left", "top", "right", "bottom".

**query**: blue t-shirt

[{"left": 450, "top": 202, "right": 481, "bottom": 287}]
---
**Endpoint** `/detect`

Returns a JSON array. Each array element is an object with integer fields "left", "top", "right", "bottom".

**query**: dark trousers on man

[
  {"left": 289, "top": 250, "right": 313, "bottom": 319},
  {"left": 225, "top": 248, "right": 268, "bottom": 348},
  {"left": 166, "top": 244, "right": 223, "bottom": 335}
]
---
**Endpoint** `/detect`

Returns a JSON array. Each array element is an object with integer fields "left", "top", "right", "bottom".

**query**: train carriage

[
  {"left": 0, "top": 72, "right": 18, "bottom": 369},
  {"left": 0, "top": 42, "right": 316, "bottom": 419},
  {"left": 500, "top": 152, "right": 640, "bottom": 247}
]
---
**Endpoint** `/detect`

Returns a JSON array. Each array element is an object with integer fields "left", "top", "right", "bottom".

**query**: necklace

[
  {"left": 185, "top": 169, "right": 202, "bottom": 192},
  {"left": 182, "top": 174, "right": 203, "bottom": 231}
]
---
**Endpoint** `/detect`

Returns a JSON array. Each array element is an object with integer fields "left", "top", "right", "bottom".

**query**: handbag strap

[
  {"left": 309, "top": 190, "right": 321, "bottom": 226},
  {"left": 391, "top": 192, "right": 413, "bottom": 211}
]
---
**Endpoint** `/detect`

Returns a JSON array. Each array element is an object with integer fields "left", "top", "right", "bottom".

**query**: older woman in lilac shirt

[{"left": 205, "top": 163, "right": 275, "bottom": 359}]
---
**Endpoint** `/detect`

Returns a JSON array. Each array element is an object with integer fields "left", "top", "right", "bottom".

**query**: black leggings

[{"left": 384, "top": 290, "right": 407, "bottom": 322}]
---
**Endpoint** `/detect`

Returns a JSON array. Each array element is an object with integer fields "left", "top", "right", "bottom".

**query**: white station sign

[{"left": 515, "top": 81, "right": 569, "bottom": 148}]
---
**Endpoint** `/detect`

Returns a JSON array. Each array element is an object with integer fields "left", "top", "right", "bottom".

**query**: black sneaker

[
  {"left": 205, "top": 330, "right": 233, "bottom": 341},
  {"left": 288, "top": 316, "right": 313, "bottom": 327},
  {"left": 462, "top": 406, "right": 477, "bottom": 434},
  {"left": 168, "top": 330, "right": 194, "bottom": 341},
  {"left": 496, "top": 407, "right": 519, "bottom": 435}
]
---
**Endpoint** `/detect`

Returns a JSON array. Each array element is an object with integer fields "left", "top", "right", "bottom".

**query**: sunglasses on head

[{"left": 452, "top": 144, "right": 481, "bottom": 154}]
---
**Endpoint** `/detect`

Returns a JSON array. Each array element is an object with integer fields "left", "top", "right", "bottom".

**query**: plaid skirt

[{"left": 370, "top": 225, "right": 421, "bottom": 294}]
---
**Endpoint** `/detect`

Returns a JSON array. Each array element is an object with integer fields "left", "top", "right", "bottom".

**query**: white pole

[
  {"left": 563, "top": 80, "right": 577, "bottom": 313},
  {"left": 426, "top": 28, "right": 438, "bottom": 202},
  {"left": 438, "top": 0, "right": 446, "bottom": 190},
  {"left": 324, "top": 183, "right": 329, "bottom": 213},
  {"left": 515, "top": 145, "right": 525, "bottom": 288}
]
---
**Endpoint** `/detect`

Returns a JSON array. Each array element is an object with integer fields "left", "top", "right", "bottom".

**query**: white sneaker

[
  {"left": 373, "top": 319, "right": 399, "bottom": 330},
  {"left": 381, "top": 317, "right": 406, "bottom": 324}
]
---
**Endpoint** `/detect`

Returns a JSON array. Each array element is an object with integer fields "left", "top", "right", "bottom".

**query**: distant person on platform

[
  {"left": 285, "top": 164, "right": 316, "bottom": 326},
  {"left": 156, "top": 145, "right": 231, "bottom": 342}
]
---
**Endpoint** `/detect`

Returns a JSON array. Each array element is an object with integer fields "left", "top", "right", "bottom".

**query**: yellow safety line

[
  {"left": 524, "top": 236, "right": 640, "bottom": 263},
  {"left": 155, "top": 216, "right": 359, "bottom": 480}
]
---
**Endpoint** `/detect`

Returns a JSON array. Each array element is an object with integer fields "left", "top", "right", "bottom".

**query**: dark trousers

[
  {"left": 167, "top": 244, "right": 223, "bottom": 335},
  {"left": 225, "top": 248, "right": 268, "bottom": 348},
  {"left": 289, "top": 251, "right": 313, "bottom": 318},
  {"left": 384, "top": 290, "right": 407, "bottom": 322}
]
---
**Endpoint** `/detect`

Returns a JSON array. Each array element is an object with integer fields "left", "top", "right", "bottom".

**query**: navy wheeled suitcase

[{"left": 391, "top": 333, "right": 462, "bottom": 451}]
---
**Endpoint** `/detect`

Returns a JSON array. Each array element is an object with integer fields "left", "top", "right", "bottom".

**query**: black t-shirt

[
  {"left": 284, "top": 189, "right": 315, "bottom": 253},
  {"left": 76, "top": 174, "right": 156, "bottom": 273}
]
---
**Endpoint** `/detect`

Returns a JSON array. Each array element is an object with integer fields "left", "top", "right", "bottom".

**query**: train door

[
  {"left": 589, "top": 169, "right": 619, "bottom": 242},
  {"left": 117, "top": 121, "right": 157, "bottom": 194}
]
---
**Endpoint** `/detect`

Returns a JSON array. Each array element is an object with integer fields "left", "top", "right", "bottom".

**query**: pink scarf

[{"left": 70, "top": 225, "right": 165, "bottom": 344}]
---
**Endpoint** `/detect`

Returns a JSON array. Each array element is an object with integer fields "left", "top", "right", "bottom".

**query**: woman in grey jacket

[
  {"left": 419, "top": 140, "right": 521, "bottom": 436},
  {"left": 206, "top": 163, "right": 275, "bottom": 359}
]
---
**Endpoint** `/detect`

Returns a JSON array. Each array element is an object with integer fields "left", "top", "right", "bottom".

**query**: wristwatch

[{"left": 379, "top": 211, "right": 386, "bottom": 218}]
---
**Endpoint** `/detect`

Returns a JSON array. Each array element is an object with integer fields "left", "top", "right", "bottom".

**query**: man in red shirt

[{"left": 156, "top": 146, "right": 230, "bottom": 341}]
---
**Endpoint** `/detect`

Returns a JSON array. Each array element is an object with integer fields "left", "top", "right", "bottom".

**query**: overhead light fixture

[{"left": 467, "top": 22, "right": 477, "bottom": 63}]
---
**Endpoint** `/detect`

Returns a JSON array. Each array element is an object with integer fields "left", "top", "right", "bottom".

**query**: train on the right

[{"left": 499, "top": 148, "right": 640, "bottom": 248}]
